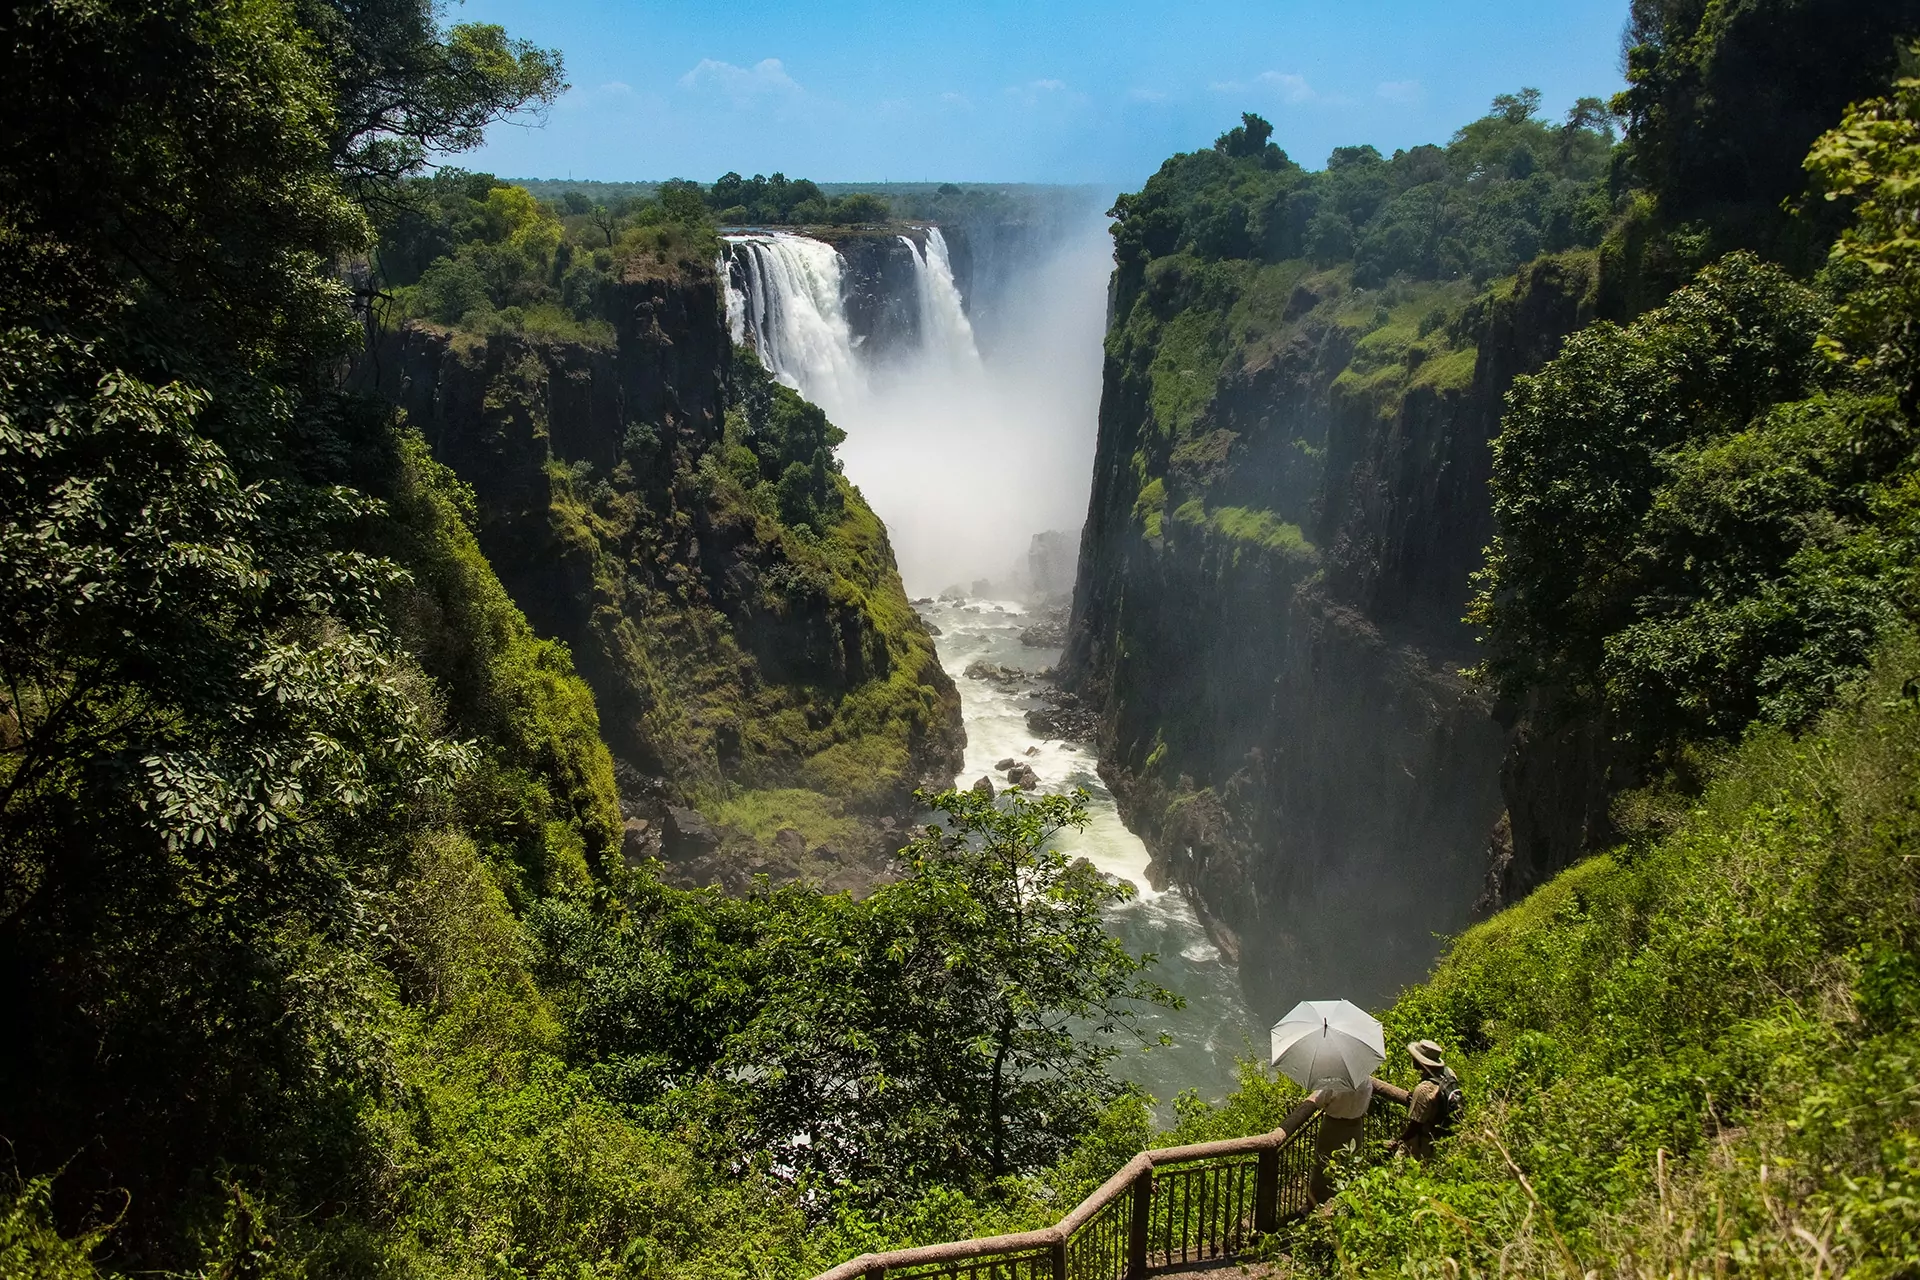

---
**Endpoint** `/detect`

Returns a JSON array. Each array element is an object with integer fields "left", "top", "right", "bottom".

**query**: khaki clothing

[{"left": 1399, "top": 1076, "right": 1451, "bottom": 1161}]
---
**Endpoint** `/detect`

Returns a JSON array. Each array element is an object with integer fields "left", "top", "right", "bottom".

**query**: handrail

[{"left": 812, "top": 1079, "right": 1410, "bottom": 1280}]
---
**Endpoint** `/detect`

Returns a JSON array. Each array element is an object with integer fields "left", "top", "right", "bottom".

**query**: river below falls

[{"left": 921, "top": 595, "right": 1263, "bottom": 1115}]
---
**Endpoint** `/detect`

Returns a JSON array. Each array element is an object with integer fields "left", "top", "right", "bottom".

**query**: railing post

[
  {"left": 1050, "top": 1232, "right": 1069, "bottom": 1278},
  {"left": 1126, "top": 1166, "right": 1152, "bottom": 1279},
  {"left": 1255, "top": 1138, "right": 1279, "bottom": 1235},
  {"left": 862, "top": 1265, "right": 886, "bottom": 1280}
]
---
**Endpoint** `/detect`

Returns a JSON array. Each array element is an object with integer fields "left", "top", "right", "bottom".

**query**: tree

[
  {"left": 1806, "top": 53, "right": 1920, "bottom": 413},
  {"left": 1472, "top": 250, "right": 1918, "bottom": 765},
  {"left": 1491, "top": 87, "right": 1543, "bottom": 123},
  {"left": 0, "top": 0, "right": 564, "bottom": 1258},
  {"left": 727, "top": 788, "right": 1178, "bottom": 1193},
  {"left": 1216, "top": 112, "right": 1275, "bottom": 159},
  {"left": 1614, "top": 0, "right": 1919, "bottom": 262},
  {"left": 589, "top": 201, "right": 620, "bottom": 246}
]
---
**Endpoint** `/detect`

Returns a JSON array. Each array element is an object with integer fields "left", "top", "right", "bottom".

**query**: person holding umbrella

[{"left": 1269, "top": 999, "right": 1384, "bottom": 1203}]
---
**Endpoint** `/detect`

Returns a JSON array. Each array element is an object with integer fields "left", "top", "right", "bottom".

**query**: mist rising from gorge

[{"left": 727, "top": 198, "right": 1114, "bottom": 595}]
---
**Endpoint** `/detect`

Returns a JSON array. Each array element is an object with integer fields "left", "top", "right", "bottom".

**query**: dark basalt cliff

[
  {"left": 1063, "top": 255, "right": 1596, "bottom": 1017},
  {"left": 357, "top": 261, "right": 964, "bottom": 892}
]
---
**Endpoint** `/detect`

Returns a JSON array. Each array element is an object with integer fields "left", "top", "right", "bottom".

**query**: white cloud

[
  {"left": 940, "top": 91, "right": 975, "bottom": 111},
  {"left": 677, "top": 57, "right": 802, "bottom": 101},
  {"left": 1257, "top": 71, "right": 1316, "bottom": 102},
  {"left": 1003, "top": 77, "right": 1077, "bottom": 109},
  {"left": 598, "top": 80, "right": 634, "bottom": 96},
  {"left": 1212, "top": 71, "right": 1320, "bottom": 104},
  {"left": 1377, "top": 79, "right": 1422, "bottom": 104},
  {"left": 1127, "top": 87, "right": 1169, "bottom": 103}
]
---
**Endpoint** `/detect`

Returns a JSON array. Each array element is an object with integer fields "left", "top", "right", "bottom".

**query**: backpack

[{"left": 1431, "top": 1066, "right": 1464, "bottom": 1134}]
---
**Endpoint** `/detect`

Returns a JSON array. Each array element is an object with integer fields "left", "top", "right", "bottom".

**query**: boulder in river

[
  {"left": 995, "top": 757, "right": 1017, "bottom": 771},
  {"left": 1026, "top": 693, "right": 1100, "bottom": 743},
  {"left": 1018, "top": 616, "right": 1069, "bottom": 647},
  {"left": 971, "top": 775, "right": 995, "bottom": 797},
  {"left": 963, "top": 659, "right": 1028, "bottom": 686}
]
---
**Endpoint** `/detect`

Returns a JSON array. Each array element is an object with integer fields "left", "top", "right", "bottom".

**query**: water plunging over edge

[{"left": 721, "top": 228, "right": 1263, "bottom": 1108}]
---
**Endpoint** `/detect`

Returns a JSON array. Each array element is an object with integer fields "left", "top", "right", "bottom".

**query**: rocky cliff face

[
  {"left": 1063, "top": 255, "right": 1596, "bottom": 1018},
  {"left": 822, "top": 225, "right": 972, "bottom": 360},
  {"left": 357, "top": 259, "right": 964, "bottom": 893}
]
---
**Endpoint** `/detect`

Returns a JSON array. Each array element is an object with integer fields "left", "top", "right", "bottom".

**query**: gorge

[
  {"left": 11, "top": 1, "right": 1920, "bottom": 1271},
  {"left": 718, "top": 215, "right": 1265, "bottom": 1102}
]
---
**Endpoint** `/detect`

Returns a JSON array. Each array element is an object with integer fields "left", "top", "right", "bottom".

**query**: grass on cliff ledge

[{"left": 1236, "top": 633, "right": 1920, "bottom": 1276}]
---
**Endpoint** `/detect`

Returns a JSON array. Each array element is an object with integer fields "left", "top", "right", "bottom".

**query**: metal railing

[{"left": 812, "top": 1080, "right": 1410, "bottom": 1280}]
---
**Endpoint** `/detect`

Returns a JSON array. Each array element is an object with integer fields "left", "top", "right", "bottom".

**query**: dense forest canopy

[
  {"left": 1111, "top": 94, "right": 1618, "bottom": 289},
  {"left": 5, "top": 0, "right": 1920, "bottom": 1275},
  {"left": 0, "top": 1, "right": 1173, "bottom": 1275}
]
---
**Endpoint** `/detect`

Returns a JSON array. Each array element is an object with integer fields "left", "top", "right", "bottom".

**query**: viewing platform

[{"left": 811, "top": 1081, "right": 1410, "bottom": 1280}]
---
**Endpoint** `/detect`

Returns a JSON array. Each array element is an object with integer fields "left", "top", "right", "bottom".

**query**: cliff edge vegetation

[
  {"left": 363, "top": 171, "right": 964, "bottom": 890},
  {"left": 1062, "top": 89, "right": 1621, "bottom": 1013},
  {"left": 0, "top": 3, "right": 1140, "bottom": 1275},
  {"left": 1062, "top": 0, "right": 1920, "bottom": 1017}
]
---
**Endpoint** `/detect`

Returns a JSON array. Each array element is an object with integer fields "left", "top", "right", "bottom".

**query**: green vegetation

[
  {"left": 10, "top": 0, "right": 1920, "bottom": 1275},
  {"left": 374, "top": 169, "right": 898, "bottom": 344},
  {"left": 1475, "top": 36, "right": 1920, "bottom": 806},
  {"left": 377, "top": 170, "right": 717, "bottom": 340},
  {"left": 1094, "top": 92, "right": 1606, "bottom": 593},
  {"left": 1111, "top": 99, "right": 1615, "bottom": 292},
  {"left": 1473, "top": 254, "right": 1917, "bottom": 768},
  {"left": 1291, "top": 635, "right": 1920, "bottom": 1273},
  {"left": 1184, "top": 14, "right": 1920, "bottom": 1276},
  {"left": 495, "top": 345, "right": 957, "bottom": 828},
  {"left": 1074, "top": 8, "right": 1920, "bottom": 1275},
  {"left": 705, "top": 171, "right": 890, "bottom": 225},
  {"left": 0, "top": 1, "right": 1149, "bottom": 1276}
]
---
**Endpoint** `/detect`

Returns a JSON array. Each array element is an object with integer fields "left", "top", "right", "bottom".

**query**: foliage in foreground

[
  {"left": 1475, "top": 50, "right": 1920, "bottom": 813},
  {"left": 1280, "top": 635, "right": 1920, "bottom": 1276},
  {"left": 0, "top": 0, "right": 1143, "bottom": 1275}
]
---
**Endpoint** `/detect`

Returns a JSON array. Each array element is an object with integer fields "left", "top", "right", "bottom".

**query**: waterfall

[
  {"left": 723, "top": 213, "right": 1110, "bottom": 598},
  {"left": 899, "top": 228, "right": 982, "bottom": 372},
  {"left": 724, "top": 233, "right": 864, "bottom": 412},
  {"left": 723, "top": 226, "right": 982, "bottom": 406}
]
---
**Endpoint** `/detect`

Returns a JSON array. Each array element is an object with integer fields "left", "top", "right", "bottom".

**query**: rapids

[
  {"left": 724, "top": 220, "right": 1262, "bottom": 1107},
  {"left": 922, "top": 596, "right": 1262, "bottom": 1109}
]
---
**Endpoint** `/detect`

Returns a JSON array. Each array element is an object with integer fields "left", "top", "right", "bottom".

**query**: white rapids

[
  {"left": 922, "top": 596, "right": 1262, "bottom": 1109},
  {"left": 723, "top": 217, "right": 1261, "bottom": 1105}
]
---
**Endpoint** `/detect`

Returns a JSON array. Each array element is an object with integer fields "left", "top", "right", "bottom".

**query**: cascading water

[
  {"left": 722, "top": 216, "right": 1261, "bottom": 1110},
  {"left": 724, "top": 233, "right": 865, "bottom": 412},
  {"left": 899, "top": 228, "right": 982, "bottom": 374}
]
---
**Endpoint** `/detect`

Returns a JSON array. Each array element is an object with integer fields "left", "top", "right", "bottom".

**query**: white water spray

[
  {"left": 723, "top": 208, "right": 1259, "bottom": 1106},
  {"left": 724, "top": 219, "right": 1109, "bottom": 593},
  {"left": 725, "top": 233, "right": 865, "bottom": 411}
]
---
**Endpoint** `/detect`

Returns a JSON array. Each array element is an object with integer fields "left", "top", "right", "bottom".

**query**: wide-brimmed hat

[{"left": 1408, "top": 1039, "right": 1446, "bottom": 1070}]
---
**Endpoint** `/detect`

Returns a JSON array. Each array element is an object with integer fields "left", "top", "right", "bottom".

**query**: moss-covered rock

[
  {"left": 1064, "top": 225, "right": 1598, "bottom": 1016},
  {"left": 359, "top": 259, "right": 963, "bottom": 892}
]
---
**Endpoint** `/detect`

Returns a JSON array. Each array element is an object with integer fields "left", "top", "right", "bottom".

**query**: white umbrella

[{"left": 1270, "top": 999, "right": 1385, "bottom": 1093}]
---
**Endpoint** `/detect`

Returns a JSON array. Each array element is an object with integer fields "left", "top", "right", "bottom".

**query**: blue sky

[{"left": 456, "top": 0, "right": 1632, "bottom": 188}]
